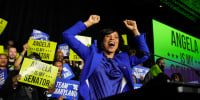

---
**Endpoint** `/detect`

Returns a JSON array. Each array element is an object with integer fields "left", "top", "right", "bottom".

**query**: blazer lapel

[{"left": 115, "top": 53, "right": 134, "bottom": 89}]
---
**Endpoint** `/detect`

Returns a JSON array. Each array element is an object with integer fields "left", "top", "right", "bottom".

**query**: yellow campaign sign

[
  {"left": 0, "top": 45, "right": 4, "bottom": 53},
  {"left": 18, "top": 58, "right": 58, "bottom": 89},
  {"left": 0, "top": 18, "right": 8, "bottom": 35},
  {"left": 69, "top": 35, "right": 91, "bottom": 61},
  {"left": 69, "top": 49, "right": 81, "bottom": 61},
  {"left": 27, "top": 40, "right": 57, "bottom": 61},
  {"left": 122, "top": 34, "right": 128, "bottom": 45}
]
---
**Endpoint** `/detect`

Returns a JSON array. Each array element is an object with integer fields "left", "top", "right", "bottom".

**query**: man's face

[
  {"left": 158, "top": 59, "right": 165, "bottom": 71},
  {"left": 8, "top": 47, "right": 17, "bottom": 59},
  {"left": 0, "top": 54, "right": 8, "bottom": 67}
]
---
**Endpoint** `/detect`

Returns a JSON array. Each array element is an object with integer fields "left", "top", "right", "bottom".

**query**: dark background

[{"left": 0, "top": 0, "right": 199, "bottom": 58}]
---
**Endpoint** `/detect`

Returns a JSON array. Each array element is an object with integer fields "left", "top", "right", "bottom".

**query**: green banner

[{"left": 153, "top": 19, "right": 200, "bottom": 69}]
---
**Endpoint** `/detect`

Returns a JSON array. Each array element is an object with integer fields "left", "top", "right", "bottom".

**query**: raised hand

[
  {"left": 84, "top": 15, "right": 100, "bottom": 28},
  {"left": 23, "top": 43, "right": 29, "bottom": 52},
  {"left": 124, "top": 19, "right": 140, "bottom": 36}
]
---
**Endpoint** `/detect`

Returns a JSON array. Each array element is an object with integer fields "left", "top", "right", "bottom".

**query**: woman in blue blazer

[{"left": 63, "top": 15, "right": 149, "bottom": 100}]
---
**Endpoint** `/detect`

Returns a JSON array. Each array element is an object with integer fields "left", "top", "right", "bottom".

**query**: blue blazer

[{"left": 63, "top": 21, "right": 150, "bottom": 100}]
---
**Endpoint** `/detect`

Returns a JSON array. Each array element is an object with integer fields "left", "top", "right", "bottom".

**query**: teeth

[
  {"left": 109, "top": 42, "right": 114, "bottom": 45},
  {"left": 108, "top": 41, "right": 115, "bottom": 46}
]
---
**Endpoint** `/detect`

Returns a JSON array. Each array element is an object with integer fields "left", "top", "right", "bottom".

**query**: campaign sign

[
  {"left": 0, "top": 45, "right": 4, "bottom": 53},
  {"left": 31, "top": 29, "right": 49, "bottom": 41},
  {"left": 0, "top": 68, "right": 7, "bottom": 89},
  {"left": 0, "top": 18, "right": 8, "bottom": 35},
  {"left": 122, "top": 34, "right": 128, "bottom": 45},
  {"left": 27, "top": 39, "right": 57, "bottom": 61},
  {"left": 132, "top": 66, "right": 149, "bottom": 83},
  {"left": 58, "top": 43, "right": 70, "bottom": 57},
  {"left": 48, "top": 78, "right": 79, "bottom": 100},
  {"left": 18, "top": 58, "right": 58, "bottom": 89},
  {"left": 61, "top": 63, "right": 75, "bottom": 80}
]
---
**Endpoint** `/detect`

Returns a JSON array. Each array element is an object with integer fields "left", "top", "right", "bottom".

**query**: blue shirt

[{"left": 88, "top": 55, "right": 123, "bottom": 100}]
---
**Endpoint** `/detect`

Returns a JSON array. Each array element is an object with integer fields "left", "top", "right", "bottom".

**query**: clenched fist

[
  {"left": 124, "top": 19, "right": 140, "bottom": 36},
  {"left": 84, "top": 15, "right": 100, "bottom": 28}
]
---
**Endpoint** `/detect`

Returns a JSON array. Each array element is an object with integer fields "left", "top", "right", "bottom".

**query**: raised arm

[
  {"left": 124, "top": 20, "right": 150, "bottom": 66},
  {"left": 62, "top": 15, "right": 100, "bottom": 60},
  {"left": 14, "top": 43, "right": 29, "bottom": 70}
]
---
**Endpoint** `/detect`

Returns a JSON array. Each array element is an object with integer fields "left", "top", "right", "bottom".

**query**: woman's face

[{"left": 103, "top": 32, "right": 119, "bottom": 54}]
